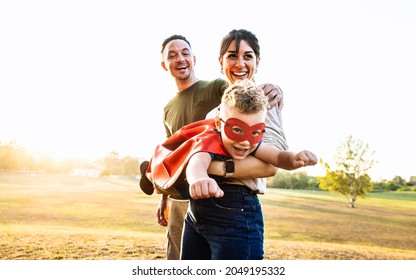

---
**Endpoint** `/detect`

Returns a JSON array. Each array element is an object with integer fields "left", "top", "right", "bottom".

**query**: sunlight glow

[{"left": 1, "top": 0, "right": 415, "bottom": 180}]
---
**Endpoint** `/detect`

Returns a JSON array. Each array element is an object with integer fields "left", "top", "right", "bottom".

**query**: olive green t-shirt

[{"left": 163, "top": 78, "right": 226, "bottom": 137}]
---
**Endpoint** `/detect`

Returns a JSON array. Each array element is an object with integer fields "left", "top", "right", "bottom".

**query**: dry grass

[
  {"left": 261, "top": 188, "right": 416, "bottom": 256},
  {"left": 0, "top": 226, "right": 165, "bottom": 260},
  {"left": 264, "top": 240, "right": 415, "bottom": 260},
  {"left": 1, "top": 173, "right": 415, "bottom": 260}
]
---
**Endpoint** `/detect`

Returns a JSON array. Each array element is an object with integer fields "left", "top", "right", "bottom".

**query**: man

[{"left": 141, "top": 34, "right": 285, "bottom": 260}]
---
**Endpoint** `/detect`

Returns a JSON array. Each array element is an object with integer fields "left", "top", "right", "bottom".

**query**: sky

[{"left": 1, "top": 0, "right": 415, "bottom": 181}]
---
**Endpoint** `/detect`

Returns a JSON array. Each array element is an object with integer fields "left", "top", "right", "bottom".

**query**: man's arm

[
  {"left": 207, "top": 156, "right": 278, "bottom": 178},
  {"left": 157, "top": 194, "right": 169, "bottom": 227}
]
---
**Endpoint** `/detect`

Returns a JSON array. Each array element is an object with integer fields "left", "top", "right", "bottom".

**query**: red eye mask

[{"left": 220, "top": 118, "right": 266, "bottom": 144}]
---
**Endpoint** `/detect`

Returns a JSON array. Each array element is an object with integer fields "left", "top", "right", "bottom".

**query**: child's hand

[
  {"left": 189, "top": 177, "right": 224, "bottom": 199},
  {"left": 293, "top": 150, "right": 317, "bottom": 168}
]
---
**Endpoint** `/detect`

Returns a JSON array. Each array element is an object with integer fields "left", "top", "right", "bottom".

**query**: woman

[{"left": 180, "top": 29, "right": 289, "bottom": 260}]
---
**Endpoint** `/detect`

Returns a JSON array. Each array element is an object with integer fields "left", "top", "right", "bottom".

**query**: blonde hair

[{"left": 221, "top": 79, "right": 267, "bottom": 114}]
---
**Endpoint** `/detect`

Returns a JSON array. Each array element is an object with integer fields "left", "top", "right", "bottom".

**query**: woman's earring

[{"left": 221, "top": 67, "right": 224, "bottom": 74}]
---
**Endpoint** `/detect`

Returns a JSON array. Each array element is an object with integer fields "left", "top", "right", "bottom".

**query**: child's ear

[{"left": 214, "top": 116, "right": 221, "bottom": 131}]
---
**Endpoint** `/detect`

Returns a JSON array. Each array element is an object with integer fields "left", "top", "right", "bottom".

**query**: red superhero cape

[{"left": 147, "top": 119, "right": 229, "bottom": 196}]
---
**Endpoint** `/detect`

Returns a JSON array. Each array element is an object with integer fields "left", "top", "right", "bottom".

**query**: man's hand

[
  {"left": 189, "top": 177, "right": 224, "bottom": 199},
  {"left": 156, "top": 194, "right": 169, "bottom": 227},
  {"left": 258, "top": 83, "right": 284, "bottom": 111}
]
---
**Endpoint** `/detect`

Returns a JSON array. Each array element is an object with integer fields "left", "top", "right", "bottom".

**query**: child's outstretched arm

[
  {"left": 255, "top": 144, "right": 317, "bottom": 170},
  {"left": 186, "top": 152, "right": 225, "bottom": 199},
  {"left": 286, "top": 150, "right": 317, "bottom": 170}
]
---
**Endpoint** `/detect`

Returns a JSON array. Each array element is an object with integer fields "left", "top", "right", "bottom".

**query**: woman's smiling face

[{"left": 219, "top": 39, "right": 260, "bottom": 84}]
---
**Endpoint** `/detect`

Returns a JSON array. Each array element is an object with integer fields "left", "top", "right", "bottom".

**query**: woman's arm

[
  {"left": 207, "top": 156, "right": 277, "bottom": 178},
  {"left": 258, "top": 83, "right": 284, "bottom": 111}
]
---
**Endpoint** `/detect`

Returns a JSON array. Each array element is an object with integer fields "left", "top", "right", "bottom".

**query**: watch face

[{"left": 225, "top": 160, "right": 235, "bottom": 173}]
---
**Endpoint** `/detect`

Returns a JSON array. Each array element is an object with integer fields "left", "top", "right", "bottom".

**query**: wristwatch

[{"left": 223, "top": 159, "right": 235, "bottom": 178}]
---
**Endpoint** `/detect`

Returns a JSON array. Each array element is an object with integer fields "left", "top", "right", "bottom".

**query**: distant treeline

[
  {"left": 0, "top": 141, "right": 139, "bottom": 177},
  {"left": 267, "top": 170, "right": 416, "bottom": 192},
  {"left": 1, "top": 140, "right": 414, "bottom": 192}
]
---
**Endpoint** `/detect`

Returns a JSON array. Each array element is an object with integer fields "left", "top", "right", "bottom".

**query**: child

[
  {"left": 146, "top": 79, "right": 317, "bottom": 259},
  {"left": 147, "top": 79, "right": 317, "bottom": 200}
]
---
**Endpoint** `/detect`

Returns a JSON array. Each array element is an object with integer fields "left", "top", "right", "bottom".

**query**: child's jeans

[{"left": 181, "top": 184, "right": 264, "bottom": 260}]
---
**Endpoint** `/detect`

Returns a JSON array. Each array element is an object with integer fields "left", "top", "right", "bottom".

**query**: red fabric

[{"left": 148, "top": 119, "right": 229, "bottom": 191}]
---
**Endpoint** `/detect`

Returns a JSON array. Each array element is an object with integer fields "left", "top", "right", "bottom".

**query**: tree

[
  {"left": 0, "top": 140, "right": 36, "bottom": 171},
  {"left": 98, "top": 151, "right": 140, "bottom": 177},
  {"left": 267, "top": 170, "right": 319, "bottom": 190},
  {"left": 120, "top": 156, "right": 140, "bottom": 176},
  {"left": 318, "top": 135, "right": 376, "bottom": 208}
]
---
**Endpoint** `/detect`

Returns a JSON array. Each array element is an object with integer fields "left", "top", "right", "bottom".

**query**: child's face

[{"left": 218, "top": 107, "right": 266, "bottom": 160}]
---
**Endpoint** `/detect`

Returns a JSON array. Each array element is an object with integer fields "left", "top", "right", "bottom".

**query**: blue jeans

[{"left": 181, "top": 184, "right": 264, "bottom": 260}]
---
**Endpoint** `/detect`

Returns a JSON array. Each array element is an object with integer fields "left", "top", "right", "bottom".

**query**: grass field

[{"left": 1, "top": 173, "right": 415, "bottom": 260}]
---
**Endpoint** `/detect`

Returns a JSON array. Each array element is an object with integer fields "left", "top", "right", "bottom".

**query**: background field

[{"left": 1, "top": 173, "right": 415, "bottom": 260}]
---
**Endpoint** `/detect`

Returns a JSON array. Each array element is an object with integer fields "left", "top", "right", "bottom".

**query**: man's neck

[{"left": 176, "top": 76, "right": 199, "bottom": 93}]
